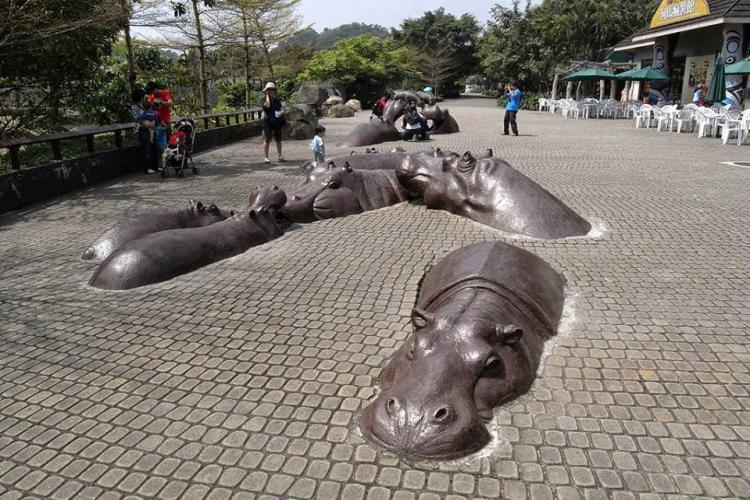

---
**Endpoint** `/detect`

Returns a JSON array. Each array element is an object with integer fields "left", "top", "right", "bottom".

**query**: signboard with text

[{"left": 650, "top": 0, "right": 710, "bottom": 28}]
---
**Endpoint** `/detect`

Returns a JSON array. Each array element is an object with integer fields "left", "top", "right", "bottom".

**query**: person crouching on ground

[
  {"left": 311, "top": 126, "right": 326, "bottom": 163},
  {"left": 503, "top": 82, "right": 522, "bottom": 136},
  {"left": 261, "top": 82, "right": 286, "bottom": 163},
  {"left": 401, "top": 104, "right": 428, "bottom": 141}
]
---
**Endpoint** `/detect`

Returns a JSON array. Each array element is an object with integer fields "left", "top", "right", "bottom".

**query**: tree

[
  {"left": 393, "top": 8, "right": 480, "bottom": 91},
  {"left": 416, "top": 42, "right": 462, "bottom": 97},
  {"left": 0, "top": 0, "right": 128, "bottom": 137},
  {"left": 299, "top": 35, "right": 420, "bottom": 106}
]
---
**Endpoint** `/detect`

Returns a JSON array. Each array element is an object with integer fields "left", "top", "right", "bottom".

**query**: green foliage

[
  {"left": 393, "top": 8, "right": 481, "bottom": 88},
  {"left": 79, "top": 56, "right": 133, "bottom": 125},
  {"left": 479, "top": 0, "right": 655, "bottom": 93},
  {"left": 299, "top": 35, "right": 419, "bottom": 106},
  {"left": 281, "top": 23, "right": 390, "bottom": 50}
]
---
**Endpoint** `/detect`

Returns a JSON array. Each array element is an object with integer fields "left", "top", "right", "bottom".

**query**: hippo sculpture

[
  {"left": 303, "top": 149, "right": 415, "bottom": 183},
  {"left": 81, "top": 200, "right": 229, "bottom": 261},
  {"left": 421, "top": 104, "right": 460, "bottom": 134},
  {"left": 281, "top": 164, "right": 410, "bottom": 223},
  {"left": 89, "top": 186, "right": 286, "bottom": 290},
  {"left": 362, "top": 240, "right": 565, "bottom": 459},
  {"left": 338, "top": 119, "right": 400, "bottom": 148},
  {"left": 396, "top": 151, "right": 591, "bottom": 239}
]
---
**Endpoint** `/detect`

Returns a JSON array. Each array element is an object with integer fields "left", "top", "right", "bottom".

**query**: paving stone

[{"left": 0, "top": 99, "right": 748, "bottom": 500}]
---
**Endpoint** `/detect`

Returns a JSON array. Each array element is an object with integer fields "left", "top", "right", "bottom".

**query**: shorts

[{"left": 263, "top": 120, "right": 283, "bottom": 142}]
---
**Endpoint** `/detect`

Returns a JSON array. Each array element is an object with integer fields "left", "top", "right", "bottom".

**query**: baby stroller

[{"left": 161, "top": 118, "right": 198, "bottom": 178}]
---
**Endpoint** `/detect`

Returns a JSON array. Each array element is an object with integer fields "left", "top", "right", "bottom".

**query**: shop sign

[{"left": 650, "top": 0, "right": 710, "bottom": 28}]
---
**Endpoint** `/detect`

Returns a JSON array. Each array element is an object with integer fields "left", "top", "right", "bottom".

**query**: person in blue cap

[{"left": 503, "top": 82, "right": 522, "bottom": 136}]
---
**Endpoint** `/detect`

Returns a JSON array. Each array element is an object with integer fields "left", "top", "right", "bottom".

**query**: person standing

[
  {"left": 310, "top": 126, "right": 326, "bottom": 163},
  {"left": 131, "top": 89, "right": 157, "bottom": 175},
  {"left": 260, "top": 82, "right": 286, "bottom": 163},
  {"left": 146, "top": 81, "right": 174, "bottom": 127},
  {"left": 503, "top": 82, "right": 522, "bottom": 136},
  {"left": 693, "top": 82, "right": 706, "bottom": 106}
]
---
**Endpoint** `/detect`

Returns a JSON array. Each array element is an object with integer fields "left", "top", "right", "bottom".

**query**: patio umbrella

[
  {"left": 563, "top": 68, "right": 618, "bottom": 81},
  {"left": 616, "top": 67, "right": 669, "bottom": 81},
  {"left": 707, "top": 56, "right": 725, "bottom": 104},
  {"left": 724, "top": 58, "right": 750, "bottom": 75}
]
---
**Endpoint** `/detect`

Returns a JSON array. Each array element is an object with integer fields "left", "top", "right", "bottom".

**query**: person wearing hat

[{"left": 260, "top": 82, "right": 286, "bottom": 163}]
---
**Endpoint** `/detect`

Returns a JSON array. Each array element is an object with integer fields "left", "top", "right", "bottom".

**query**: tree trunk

[
  {"left": 551, "top": 73, "right": 560, "bottom": 99},
  {"left": 191, "top": 0, "right": 210, "bottom": 113},
  {"left": 610, "top": 79, "right": 618, "bottom": 100},
  {"left": 566, "top": 81, "right": 573, "bottom": 99},
  {"left": 242, "top": 14, "right": 252, "bottom": 108},
  {"left": 122, "top": 0, "right": 136, "bottom": 95}
]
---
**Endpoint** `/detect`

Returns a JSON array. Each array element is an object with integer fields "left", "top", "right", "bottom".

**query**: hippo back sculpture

[
  {"left": 89, "top": 186, "right": 286, "bottom": 290},
  {"left": 281, "top": 165, "right": 410, "bottom": 223},
  {"left": 81, "top": 200, "right": 229, "bottom": 261},
  {"left": 421, "top": 104, "right": 460, "bottom": 134},
  {"left": 362, "top": 241, "right": 565, "bottom": 459},
  {"left": 396, "top": 152, "right": 591, "bottom": 239},
  {"left": 383, "top": 99, "right": 407, "bottom": 124},
  {"left": 338, "top": 120, "right": 400, "bottom": 148},
  {"left": 303, "top": 150, "right": 409, "bottom": 184}
]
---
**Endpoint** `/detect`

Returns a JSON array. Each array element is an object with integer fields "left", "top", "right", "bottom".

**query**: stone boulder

[
  {"left": 326, "top": 104, "right": 355, "bottom": 118},
  {"left": 296, "top": 81, "right": 346, "bottom": 110},
  {"left": 324, "top": 95, "right": 344, "bottom": 106},
  {"left": 344, "top": 99, "right": 362, "bottom": 112},
  {"left": 282, "top": 104, "right": 319, "bottom": 140}
]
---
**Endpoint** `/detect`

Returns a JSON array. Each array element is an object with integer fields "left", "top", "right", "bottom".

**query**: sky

[{"left": 297, "top": 0, "right": 508, "bottom": 31}]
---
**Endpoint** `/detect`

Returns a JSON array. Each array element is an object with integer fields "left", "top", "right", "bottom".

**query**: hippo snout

[
  {"left": 395, "top": 157, "right": 429, "bottom": 196},
  {"left": 362, "top": 393, "right": 489, "bottom": 459}
]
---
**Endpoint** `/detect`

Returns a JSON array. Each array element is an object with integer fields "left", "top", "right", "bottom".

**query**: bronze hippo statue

[
  {"left": 362, "top": 240, "right": 565, "bottom": 459},
  {"left": 338, "top": 120, "right": 400, "bottom": 148},
  {"left": 89, "top": 186, "right": 286, "bottom": 290},
  {"left": 421, "top": 104, "right": 460, "bottom": 134},
  {"left": 383, "top": 99, "right": 407, "bottom": 124},
  {"left": 281, "top": 164, "right": 410, "bottom": 223},
  {"left": 81, "top": 200, "right": 229, "bottom": 261},
  {"left": 396, "top": 151, "right": 591, "bottom": 239},
  {"left": 415, "top": 91, "right": 437, "bottom": 105},
  {"left": 303, "top": 150, "right": 409, "bottom": 183}
]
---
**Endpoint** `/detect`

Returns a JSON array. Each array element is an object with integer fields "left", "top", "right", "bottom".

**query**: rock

[
  {"left": 344, "top": 99, "right": 362, "bottom": 112},
  {"left": 324, "top": 96, "right": 344, "bottom": 106},
  {"left": 285, "top": 104, "right": 317, "bottom": 123},
  {"left": 296, "top": 83, "right": 329, "bottom": 107},
  {"left": 326, "top": 104, "right": 355, "bottom": 118},
  {"left": 284, "top": 120, "right": 316, "bottom": 140}
]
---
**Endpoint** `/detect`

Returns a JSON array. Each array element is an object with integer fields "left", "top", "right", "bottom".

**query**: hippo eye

[
  {"left": 327, "top": 180, "right": 341, "bottom": 189},
  {"left": 485, "top": 356, "right": 503, "bottom": 372}
]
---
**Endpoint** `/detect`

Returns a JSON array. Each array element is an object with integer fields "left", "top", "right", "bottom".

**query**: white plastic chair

[
  {"left": 538, "top": 98, "right": 550, "bottom": 112},
  {"left": 674, "top": 108, "right": 695, "bottom": 134},
  {"left": 634, "top": 105, "right": 653, "bottom": 128},
  {"left": 696, "top": 108, "right": 720, "bottom": 138},
  {"left": 656, "top": 105, "right": 676, "bottom": 131},
  {"left": 720, "top": 109, "right": 742, "bottom": 145},
  {"left": 562, "top": 100, "right": 580, "bottom": 119}
]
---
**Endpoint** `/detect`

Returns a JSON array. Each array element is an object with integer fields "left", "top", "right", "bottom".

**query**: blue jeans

[{"left": 138, "top": 127, "right": 153, "bottom": 172}]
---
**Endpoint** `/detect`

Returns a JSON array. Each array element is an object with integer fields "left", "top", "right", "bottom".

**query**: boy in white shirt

[{"left": 310, "top": 126, "right": 326, "bottom": 163}]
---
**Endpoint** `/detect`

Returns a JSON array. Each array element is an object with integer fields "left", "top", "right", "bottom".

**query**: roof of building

[{"left": 615, "top": 0, "right": 750, "bottom": 50}]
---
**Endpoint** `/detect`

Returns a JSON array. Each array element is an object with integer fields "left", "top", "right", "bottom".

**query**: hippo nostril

[
  {"left": 385, "top": 398, "right": 400, "bottom": 418},
  {"left": 291, "top": 195, "right": 300, "bottom": 201},
  {"left": 433, "top": 407, "right": 449, "bottom": 423},
  {"left": 272, "top": 185, "right": 279, "bottom": 190}
]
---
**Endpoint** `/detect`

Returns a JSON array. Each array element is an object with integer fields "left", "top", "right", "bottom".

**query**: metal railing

[{"left": 0, "top": 108, "right": 263, "bottom": 171}]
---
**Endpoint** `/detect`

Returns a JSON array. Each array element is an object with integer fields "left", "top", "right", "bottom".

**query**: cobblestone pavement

[{"left": 1, "top": 98, "right": 749, "bottom": 500}]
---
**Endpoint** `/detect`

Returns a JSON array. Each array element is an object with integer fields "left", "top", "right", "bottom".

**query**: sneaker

[
  {"left": 146, "top": 169, "right": 156, "bottom": 174},
  {"left": 264, "top": 157, "right": 271, "bottom": 164},
  {"left": 278, "top": 157, "right": 287, "bottom": 163}
]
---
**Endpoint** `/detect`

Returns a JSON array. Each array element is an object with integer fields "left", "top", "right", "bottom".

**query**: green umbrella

[
  {"left": 616, "top": 67, "right": 669, "bottom": 81},
  {"left": 707, "top": 56, "right": 725, "bottom": 104},
  {"left": 563, "top": 68, "right": 618, "bottom": 81},
  {"left": 725, "top": 58, "right": 750, "bottom": 75}
]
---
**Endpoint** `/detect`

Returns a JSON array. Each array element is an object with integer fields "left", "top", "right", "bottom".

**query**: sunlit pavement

[{"left": 1, "top": 98, "right": 749, "bottom": 499}]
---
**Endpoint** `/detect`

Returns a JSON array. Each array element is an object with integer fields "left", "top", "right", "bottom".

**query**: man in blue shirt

[{"left": 503, "top": 83, "right": 522, "bottom": 136}]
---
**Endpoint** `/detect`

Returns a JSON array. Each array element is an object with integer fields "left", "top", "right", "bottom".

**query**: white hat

[{"left": 263, "top": 82, "right": 276, "bottom": 92}]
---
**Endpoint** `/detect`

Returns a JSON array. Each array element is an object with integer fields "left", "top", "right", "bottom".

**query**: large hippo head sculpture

[
  {"left": 281, "top": 165, "right": 410, "bottom": 223},
  {"left": 421, "top": 104, "right": 460, "bottom": 134},
  {"left": 303, "top": 150, "right": 409, "bottom": 184},
  {"left": 362, "top": 241, "right": 565, "bottom": 459},
  {"left": 396, "top": 152, "right": 591, "bottom": 239},
  {"left": 338, "top": 120, "right": 400, "bottom": 148}
]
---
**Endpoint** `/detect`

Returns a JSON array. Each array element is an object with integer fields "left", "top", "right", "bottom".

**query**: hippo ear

[
  {"left": 350, "top": 150, "right": 357, "bottom": 156},
  {"left": 344, "top": 161, "right": 353, "bottom": 173},
  {"left": 207, "top": 203, "right": 220, "bottom": 215},
  {"left": 327, "top": 161, "right": 336, "bottom": 170},
  {"left": 195, "top": 201, "right": 206, "bottom": 213},
  {"left": 248, "top": 209, "right": 259, "bottom": 220},
  {"left": 495, "top": 324, "right": 523, "bottom": 346},
  {"left": 486, "top": 149, "right": 493, "bottom": 158},
  {"left": 411, "top": 308, "right": 435, "bottom": 330}
]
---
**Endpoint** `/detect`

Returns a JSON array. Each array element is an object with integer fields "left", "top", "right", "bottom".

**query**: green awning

[
  {"left": 616, "top": 67, "right": 669, "bottom": 81},
  {"left": 725, "top": 58, "right": 750, "bottom": 75},
  {"left": 563, "top": 68, "right": 618, "bottom": 81}
]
